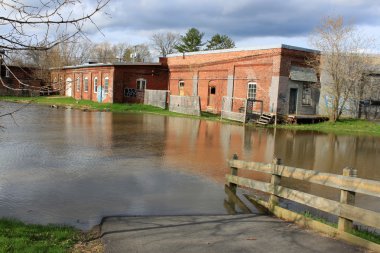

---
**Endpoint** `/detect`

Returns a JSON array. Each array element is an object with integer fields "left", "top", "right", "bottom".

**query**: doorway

[
  {"left": 207, "top": 86, "right": 216, "bottom": 109},
  {"left": 66, "top": 78, "right": 72, "bottom": 97},
  {"left": 289, "top": 88, "right": 298, "bottom": 114}
]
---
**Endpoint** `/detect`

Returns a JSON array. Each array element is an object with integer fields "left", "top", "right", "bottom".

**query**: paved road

[{"left": 101, "top": 214, "right": 366, "bottom": 253}]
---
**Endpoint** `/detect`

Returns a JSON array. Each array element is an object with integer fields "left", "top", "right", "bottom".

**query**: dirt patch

[{"left": 71, "top": 225, "right": 104, "bottom": 253}]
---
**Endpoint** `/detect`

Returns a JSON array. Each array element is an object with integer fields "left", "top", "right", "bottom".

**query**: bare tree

[
  {"left": 151, "top": 32, "right": 180, "bottom": 57},
  {"left": 124, "top": 44, "right": 152, "bottom": 62},
  {"left": 309, "top": 16, "right": 375, "bottom": 122},
  {"left": 0, "top": 0, "right": 110, "bottom": 51},
  {"left": 113, "top": 43, "right": 130, "bottom": 62},
  {"left": 89, "top": 42, "right": 117, "bottom": 63}
]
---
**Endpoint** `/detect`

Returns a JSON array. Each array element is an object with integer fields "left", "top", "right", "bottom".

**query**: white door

[{"left": 66, "top": 78, "right": 72, "bottom": 97}]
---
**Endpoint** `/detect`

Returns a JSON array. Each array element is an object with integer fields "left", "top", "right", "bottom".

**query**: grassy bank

[
  {"left": 273, "top": 118, "right": 380, "bottom": 136},
  {"left": 1, "top": 95, "right": 380, "bottom": 135},
  {"left": 0, "top": 95, "right": 221, "bottom": 121},
  {"left": 0, "top": 218, "right": 102, "bottom": 253}
]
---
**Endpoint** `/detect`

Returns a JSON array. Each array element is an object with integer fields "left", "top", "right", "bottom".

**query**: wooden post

[
  {"left": 268, "top": 157, "right": 282, "bottom": 212},
  {"left": 338, "top": 167, "right": 357, "bottom": 232},
  {"left": 229, "top": 154, "right": 239, "bottom": 194}
]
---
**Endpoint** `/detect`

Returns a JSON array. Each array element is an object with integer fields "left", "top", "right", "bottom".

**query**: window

[
  {"left": 104, "top": 77, "right": 109, "bottom": 94},
  {"left": 94, "top": 77, "right": 98, "bottom": 93},
  {"left": 5, "top": 68, "right": 10, "bottom": 78},
  {"left": 247, "top": 82, "right": 256, "bottom": 100},
  {"left": 136, "top": 78, "right": 146, "bottom": 90},
  {"left": 302, "top": 83, "right": 312, "bottom": 105},
  {"left": 76, "top": 77, "right": 80, "bottom": 92},
  {"left": 84, "top": 77, "right": 88, "bottom": 92},
  {"left": 210, "top": 86, "right": 216, "bottom": 95}
]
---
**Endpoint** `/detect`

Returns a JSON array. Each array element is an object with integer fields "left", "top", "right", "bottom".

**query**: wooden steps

[{"left": 256, "top": 113, "right": 274, "bottom": 125}]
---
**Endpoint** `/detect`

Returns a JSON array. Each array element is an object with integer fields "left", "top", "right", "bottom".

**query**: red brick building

[
  {"left": 51, "top": 44, "right": 320, "bottom": 116},
  {"left": 0, "top": 65, "right": 44, "bottom": 96},
  {"left": 166, "top": 44, "right": 320, "bottom": 115},
  {"left": 50, "top": 60, "right": 169, "bottom": 103}
]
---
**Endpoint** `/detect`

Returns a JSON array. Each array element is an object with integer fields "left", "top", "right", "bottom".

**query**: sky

[{"left": 83, "top": 0, "right": 380, "bottom": 52}]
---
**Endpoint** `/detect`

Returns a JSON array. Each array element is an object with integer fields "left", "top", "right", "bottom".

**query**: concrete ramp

[{"left": 101, "top": 215, "right": 363, "bottom": 253}]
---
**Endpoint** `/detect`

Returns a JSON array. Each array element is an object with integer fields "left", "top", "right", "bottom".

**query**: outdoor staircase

[{"left": 256, "top": 113, "right": 274, "bottom": 125}]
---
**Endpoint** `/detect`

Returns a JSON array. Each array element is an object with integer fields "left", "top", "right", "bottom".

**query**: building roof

[
  {"left": 50, "top": 62, "right": 162, "bottom": 70},
  {"left": 166, "top": 44, "right": 319, "bottom": 58}
]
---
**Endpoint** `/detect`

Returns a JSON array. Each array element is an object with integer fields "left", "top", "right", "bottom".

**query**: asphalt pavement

[{"left": 100, "top": 214, "right": 366, "bottom": 253}]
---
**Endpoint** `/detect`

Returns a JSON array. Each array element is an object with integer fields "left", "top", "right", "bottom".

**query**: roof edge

[
  {"left": 50, "top": 62, "right": 162, "bottom": 71},
  {"left": 166, "top": 44, "right": 319, "bottom": 58}
]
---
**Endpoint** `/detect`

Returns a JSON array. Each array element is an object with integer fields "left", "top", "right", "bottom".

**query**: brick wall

[
  {"left": 167, "top": 46, "right": 319, "bottom": 115},
  {"left": 0, "top": 66, "right": 44, "bottom": 96}
]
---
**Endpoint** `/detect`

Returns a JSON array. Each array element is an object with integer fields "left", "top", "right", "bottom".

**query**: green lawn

[
  {"left": 0, "top": 95, "right": 222, "bottom": 121},
  {"left": 0, "top": 219, "right": 80, "bottom": 253}
]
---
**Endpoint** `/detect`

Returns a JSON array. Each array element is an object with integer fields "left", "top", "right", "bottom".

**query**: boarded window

[
  {"left": 247, "top": 82, "right": 256, "bottom": 100},
  {"left": 76, "top": 77, "right": 80, "bottom": 92},
  {"left": 302, "top": 83, "right": 312, "bottom": 105},
  {"left": 104, "top": 77, "right": 109, "bottom": 94}
]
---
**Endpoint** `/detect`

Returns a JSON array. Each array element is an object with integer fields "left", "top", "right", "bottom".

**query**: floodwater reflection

[{"left": 0, "top": 102, "right": 379, "bottom": 229}]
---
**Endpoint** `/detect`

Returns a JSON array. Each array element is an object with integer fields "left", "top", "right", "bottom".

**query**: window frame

[
  {"left": 136, "top": 78, "right": 147, "bottom": 90},
  {"left": 76, "top": 77, "right": 80, "bottom": 92},
  {"left": 104, "top": 77, "right": 109, "bottom": 94},
  {"left": 94, "top": 77, "right": 98, "bottom": 93},
  {"left": 247, "top": 82, "right": 257, "bottom": 100},
  {"left": 84, "top": 77, "right": 89, "bottom": 92},
  {"left": 5, "top": 68, "right": 10, "bottom": 78}
]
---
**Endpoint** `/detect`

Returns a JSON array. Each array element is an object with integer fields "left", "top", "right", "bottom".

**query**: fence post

[
  {"left": 269, "top": 157, "right": 282, "bottom": 212},
  {"left": 229, "top": 154, "right": 239, "bottom": 194},
  {"left": 338, "top": 167, "right": 357, "bottom": 232}
]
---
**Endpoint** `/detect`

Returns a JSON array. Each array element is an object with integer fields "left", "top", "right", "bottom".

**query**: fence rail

[{"left": 225, "top": 155, "right": 380, "bottom": 251}]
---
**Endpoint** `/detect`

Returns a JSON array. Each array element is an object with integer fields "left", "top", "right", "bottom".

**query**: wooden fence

[{"left": 225, "top": 155, "right": 380, "bottom": 251}]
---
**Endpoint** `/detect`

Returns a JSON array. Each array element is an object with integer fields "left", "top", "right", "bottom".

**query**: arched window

[
  {"left": 136, "top": 78, "right": 147, "bottom": 90},
  {"left": 94, "top": 77, "right": 98, "bottom": 93},
  {"left": 104, "top": 77, "right": 109, "bottom": 94},
  {"left": 247, "top": 82, "right": 256, "bottom": 100}
]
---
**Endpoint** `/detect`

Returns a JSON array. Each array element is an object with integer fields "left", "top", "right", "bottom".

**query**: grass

[
  {"left": 274, "top": 118, "right": 380, "bottom": 136},
  {"left": 0, "top": 95, "right": 224, "bottom": 121},
  {"left": 0, "top": 218, "right": 81, "bottom": 253},
  {"left": 1, "top": 95, "right": 380, "bottom": 135},
  {"left": 302, "top": 211, "right": 380, "bottom": 244}
]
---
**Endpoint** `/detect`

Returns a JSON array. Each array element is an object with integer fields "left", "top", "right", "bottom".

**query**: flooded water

[{"left": 0, "top": 102, "right": 379, "bottom": 230}]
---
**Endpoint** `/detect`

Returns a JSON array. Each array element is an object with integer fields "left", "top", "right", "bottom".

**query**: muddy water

[{"left": 0, "top": 102, "right": 379, "bottom": 229}]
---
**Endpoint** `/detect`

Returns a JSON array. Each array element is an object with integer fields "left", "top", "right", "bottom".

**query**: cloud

[{"left": 84, "top": 0, "right": 380, "bottom": 48}]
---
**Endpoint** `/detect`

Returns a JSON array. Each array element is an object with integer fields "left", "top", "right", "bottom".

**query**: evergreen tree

[
  {"left": 175, "top": 28, "right": 205, "bottom": 53},
  {"left": 206, "top": 34, "right": 235, "bottom": 50}
]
